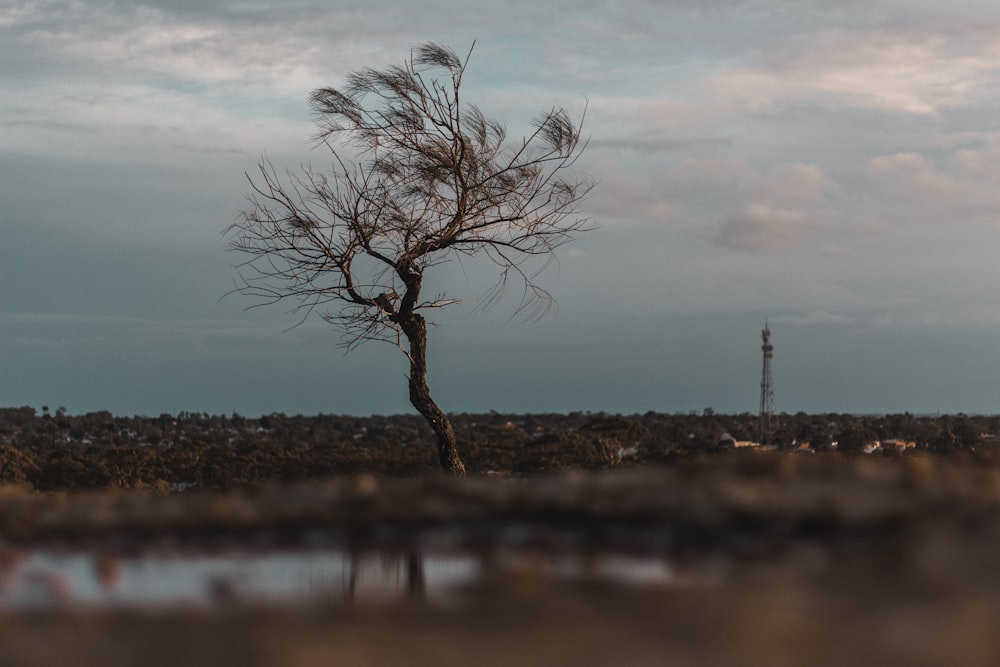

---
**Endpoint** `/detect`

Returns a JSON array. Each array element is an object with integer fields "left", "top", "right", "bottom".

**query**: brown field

[
  {"left": 0, "top": 451, "right": 999, "bottom": 666},
  {"left": 3, "top": 409, "right": 1000, "bottom": 665}
]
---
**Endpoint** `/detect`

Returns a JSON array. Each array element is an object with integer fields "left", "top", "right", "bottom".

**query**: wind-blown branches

[
  {"left": 227, "top": 42, "right": 592, "bottom": 473},
  {"left": 231, "top": 43, "right": 591, "bottom": 347}
]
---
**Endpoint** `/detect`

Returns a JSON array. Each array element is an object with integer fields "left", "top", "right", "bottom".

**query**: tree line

[{"left": 0, "top": 407, "right": 995, "bottom": 492}]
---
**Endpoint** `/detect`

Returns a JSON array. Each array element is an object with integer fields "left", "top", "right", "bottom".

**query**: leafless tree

[{"left": 227, "top": 43, "right": 593, "bottom": 474}]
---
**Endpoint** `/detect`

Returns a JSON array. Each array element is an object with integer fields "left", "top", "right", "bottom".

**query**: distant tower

[{"left": 758, "top": 321, "right": 775, "bottom": 445}]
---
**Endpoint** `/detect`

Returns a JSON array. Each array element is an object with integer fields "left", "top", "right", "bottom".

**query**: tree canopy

[{"left": 227, "top": 43, "right": 593, "bottom": 472}]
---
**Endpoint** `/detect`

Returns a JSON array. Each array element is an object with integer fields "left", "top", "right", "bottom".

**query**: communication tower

[{"left": 758, "top": 321, "right": 775, "bottom": 445}]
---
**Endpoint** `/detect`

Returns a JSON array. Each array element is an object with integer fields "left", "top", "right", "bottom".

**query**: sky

[{"left": 4, "top": 0, "right": 1000, "bottom": 417}]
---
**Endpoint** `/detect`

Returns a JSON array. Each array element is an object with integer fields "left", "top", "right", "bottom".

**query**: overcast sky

[{"left": 4, "top": 0, "right": 1000, "bottom": 417}]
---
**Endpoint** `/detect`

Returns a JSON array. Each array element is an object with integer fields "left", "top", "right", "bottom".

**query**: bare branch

[{"left": 227, "top": 42, "right": 593, "bottom": 473}]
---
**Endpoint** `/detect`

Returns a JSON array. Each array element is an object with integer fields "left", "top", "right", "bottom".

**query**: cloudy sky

[{"left": 4, "top": 0, "right": 1000, "bottom": 417}]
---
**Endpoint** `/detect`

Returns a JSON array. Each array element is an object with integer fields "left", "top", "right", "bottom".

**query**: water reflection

[
  {"left": 0, "top": 548, "right": 674, "bottom": 610},
  {"left": 0, "top": 549, "right": 476, "bottom": 610},
  {"left": 346, "top": 552, "right": 432, "bottom": 603}
]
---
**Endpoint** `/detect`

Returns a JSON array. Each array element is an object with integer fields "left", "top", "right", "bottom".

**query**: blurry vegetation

[{"left": 1, "top": 407, "right": 999, "bottom": 492}]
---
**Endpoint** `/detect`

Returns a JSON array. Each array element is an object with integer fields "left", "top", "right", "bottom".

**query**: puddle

[
  {"left": 0, "top": 549, "right": 675, "bottom": 610},
  {"left": 0, "top": 550, "right": 475, "bottom": 610}
]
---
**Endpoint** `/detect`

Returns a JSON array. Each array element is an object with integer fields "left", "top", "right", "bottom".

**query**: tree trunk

[{"left": 399, "top": 314, "right": 466, "bottom": 475}]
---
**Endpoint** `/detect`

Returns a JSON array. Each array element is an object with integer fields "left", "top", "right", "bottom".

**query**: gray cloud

[
  {"left": 868, "top": 146, "right": 1000, "bottom": 225},
  {"left": 5, "top": 0, "right": 1000, "bottom": 415},
  {"left": 716, "top": 204, "right": 813, "bottom": 253}
]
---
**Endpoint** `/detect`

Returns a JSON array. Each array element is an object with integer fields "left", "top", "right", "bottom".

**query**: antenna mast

[{"left": 758, "top": 321, "right": 775, "bottom": 445}]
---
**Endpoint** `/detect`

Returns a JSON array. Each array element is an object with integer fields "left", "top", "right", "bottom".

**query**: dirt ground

[{"left": 2, "top": 452, "right": 1000, "bottom": 666}]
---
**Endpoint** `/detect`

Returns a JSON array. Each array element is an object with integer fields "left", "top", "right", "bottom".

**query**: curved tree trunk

[{"left": 399, "top": 314, "right": 466, "bottom": 475}]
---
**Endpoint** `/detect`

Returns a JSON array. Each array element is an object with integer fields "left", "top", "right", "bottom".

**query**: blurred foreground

[{"left": 0, "top": 453, "right": 999, "bottom": 665}]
